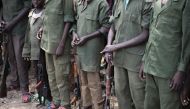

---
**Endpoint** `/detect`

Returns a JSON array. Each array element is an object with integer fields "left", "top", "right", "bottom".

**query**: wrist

[
  {"left": 106, "top": 43, "right": 112, "bottom": 46},
  {"left": 58, "top": 42, "right": 65, "bottom": 47}
]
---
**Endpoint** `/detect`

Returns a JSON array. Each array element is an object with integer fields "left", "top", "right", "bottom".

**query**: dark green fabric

[
  {"left": 2, "top": 0, "right": 31, "bottom": 36},
  {"left": 145, "top": 74, "right": 183, "bottom": 109},
  {"left": 45, "top": 53, "right": 71, "bottom": 106},
  {"left": 41, "top": 0, "right": 74, "bottom": 54},
  {"left": 143, "top": 0, "right": 190, "bottom": 78},
  {"left": 114, "top": 66, "right": 135, "bottom": 109},
  {"left": 113, "top": 0, "right": 152, "bottom": 72},
  {"left": 75, "top": 0, "right": 110, "bottom": 72}
]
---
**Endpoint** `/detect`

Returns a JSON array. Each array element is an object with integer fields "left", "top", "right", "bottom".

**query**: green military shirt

[
  {"left": 113, "top": 0, "right": 152, "bottom": 72},
  {"left": 143, "top": 0, "right": 190, "bottom": 78},
  {"left": 75, "top": 0, "right": 110, "bottom": 72},
  {"left": 2, "top": 0, "right": 31, "bottom": 36},
  {"left": 41, "top": 0, "right": 74, "bottom": 54},
  {"left": 22, "top": 9, "right": 44, "bottom": 60}
]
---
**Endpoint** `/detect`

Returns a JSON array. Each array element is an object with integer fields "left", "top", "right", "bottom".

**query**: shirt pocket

[
  {"left": 85, "top": 14, "right": 97, "bottom": 21},
  {"left": 84, "top": 13, "right": 99, "bottom": 32},
  {"left": 114, "top": 10, "right": 121, "bottom": 19}
]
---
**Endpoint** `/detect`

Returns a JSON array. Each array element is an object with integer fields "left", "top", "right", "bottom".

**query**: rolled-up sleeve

[
  {"left": 64, "top": 0, "right": 75, "bottom": 22},
  {"left": 177, "top": 0, "right": 190, "bottom": 72},
  {"left": 98, "top": 0, "right": 111, "bottom": 29},
  {"left": 141, "top": 0, "right": 153, "bottom": 29}
]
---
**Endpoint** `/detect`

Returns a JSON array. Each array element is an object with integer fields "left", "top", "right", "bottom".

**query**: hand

[
  {"left": 170, "top": 71, "right": 185, "bottom": 91},
  {"left": 3, "top": 21, "right": 14, "bottom": 33},
  {"left": 23, "top": 57, "right": 30, "bottom": 61},
  {"left": 101, "top": 45, "right": 119, "bottom": 54},
  {"left": 139, "top": 62, "right": 146, "bottom": 81},
  {"left": 0, "top": 21, "right": 6, "bottom": 33},
  {"left": 104, "top": 52, "right": 113, "bottom": 65},
  {"left": 56, "top": 44, "right": 65, "bottom": 58},
  {"left": 37, "top": 27, "right": 43, "bottom": 40},
  {"left": 180, "top": 87, "right": 190, "bottom": 106},
  {"left": 71, "top": 32, "right": 80, "bottom": 47},
  {"left": 75, "top": 37, "right": 87, "bottom": 46}
]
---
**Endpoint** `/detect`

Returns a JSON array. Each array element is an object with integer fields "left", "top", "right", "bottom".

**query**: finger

[
  {"left": 143, "top": 73, "right": 146, "bottom": 79},
  {"left": 139, "top": 72, "right": 145, "bottom": 81},
  {"left": 37, "top": 35, "right": 41, "bottom": 40},
  {"left": 100, "top": 50, "right": 105, "bottom": 54},
  {"left": 171, "top": 84, "right": 177, "bottom": 91},
  {"left": 76, "top": 36, "right": 80, "bottom": 41},
  {"left": 76, "top": 41, "right": 82, "bottom": 46},
  {"left": 183, "top": 99, "right": 189, "bottom": 106},
  {"left": 169, "top": 79, "right": 174, "bottom": 88}
]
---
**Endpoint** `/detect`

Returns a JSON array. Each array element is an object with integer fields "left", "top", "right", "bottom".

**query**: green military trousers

[
  {"left": 144, "top": 74, "right": 183, "bottom": 109},
  {"left": 114, "top": 66, "right": 145, "bottom": 109},
  {"left": 45, "top": 53, "right": 71, "bottom": 107},
  {"left": 80, "top": 71, "right": 104, "bottom": 109}
]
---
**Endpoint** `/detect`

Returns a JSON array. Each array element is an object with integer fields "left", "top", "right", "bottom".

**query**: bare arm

[
  {"left": 60, "top": 22, "right": 72, "bottom": 46},
  {"left": 4, "top": 7, "right": 30, "bottom": 32},
  {"left": 113, "top": 28, "right": 148, "bottom": 50},
  {"left": 102, "top": 28, "right": 149, "bottom": 53},
  {"left": 55, "top": 22, "right": 72, "bottom": 56},
  {"left": 83, "top": 27, "right": 109, "bottom": 40},
  {"left": 107, "top": 25, "right": 115, "bottom": 45}
]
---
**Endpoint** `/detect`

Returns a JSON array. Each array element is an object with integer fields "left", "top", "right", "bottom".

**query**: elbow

[
  {"left": 99, "top": 26, "right": 110, "bottom": 36},
  {"left": 142, "top": 28, "right": 149, "bottom": 42}
]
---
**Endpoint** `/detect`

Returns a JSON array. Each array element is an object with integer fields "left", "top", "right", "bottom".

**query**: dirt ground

[{"left": 0, "top": 67, "right": 118, "bottom": 109}]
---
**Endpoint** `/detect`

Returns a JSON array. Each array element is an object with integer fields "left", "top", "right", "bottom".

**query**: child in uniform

[
  {"left": 72, "top": 0, "right": 110, "bottom": 108},
  {"left": 22, "top": 0, "right": 51, "bottom": 103},
  {"left": 101, "top": 0, "right": 152, "bottom": 109},
  {"left": 142, "top": 0, "right": 190, "bottom": 109},
  {"left": 40, "top": 0, "right": 74, "bottom": 108}
]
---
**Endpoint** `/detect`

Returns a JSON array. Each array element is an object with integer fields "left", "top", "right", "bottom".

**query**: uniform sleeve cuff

[
  {"left": 22, "top": 47, "right": 30, "bottom": 58},
  {"left": 141, "top": 22, "right": 150, "bottom": 29},
  {"left": 64, "top": 15, "right": 75, "bottom": 22},
  {"left": 177, "top": 62, "right": 186, "bottom": 72},
  {"left": 22, "top": 52, "right": 30, "bottom": 58}
]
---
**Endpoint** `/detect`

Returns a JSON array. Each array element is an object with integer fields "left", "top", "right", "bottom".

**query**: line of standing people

[{"left": 0, "top": 0, "right": 190, "bottom": 109}]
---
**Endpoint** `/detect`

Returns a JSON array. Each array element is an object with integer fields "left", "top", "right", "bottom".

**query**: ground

[{"left": 0, "top": 67, "right": 118, "bottom": 109}]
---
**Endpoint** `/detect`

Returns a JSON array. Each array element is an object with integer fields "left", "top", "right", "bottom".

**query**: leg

[
  {"left": 7, "top": 36, "right": 19, "bottom": 89},
  {"left": 45, "top": 53, "right": 60, "bottom": 105},
  {"left": 80, "top": 70, "right": 92, "bottom": 108},
  {"left": 87, "top": 72, "right": 103, "bottom": 109},
  {"left": 12, "top": 35, "right": 29, "bottom": 93},
  {"left": 53, "top": 54, "right": 70, "bottom": 108},
  {"left": 114, "top": 66, "right": 134, "bottom": 109},
  {"left": 128, "top": 70, "right": 145, "bottom": 109},
  {"left": 156, "top": 76, "right": 183, "bottom": 109},
  {"left": 144, "top": 74, "right": 160, "bottom": 109}
]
